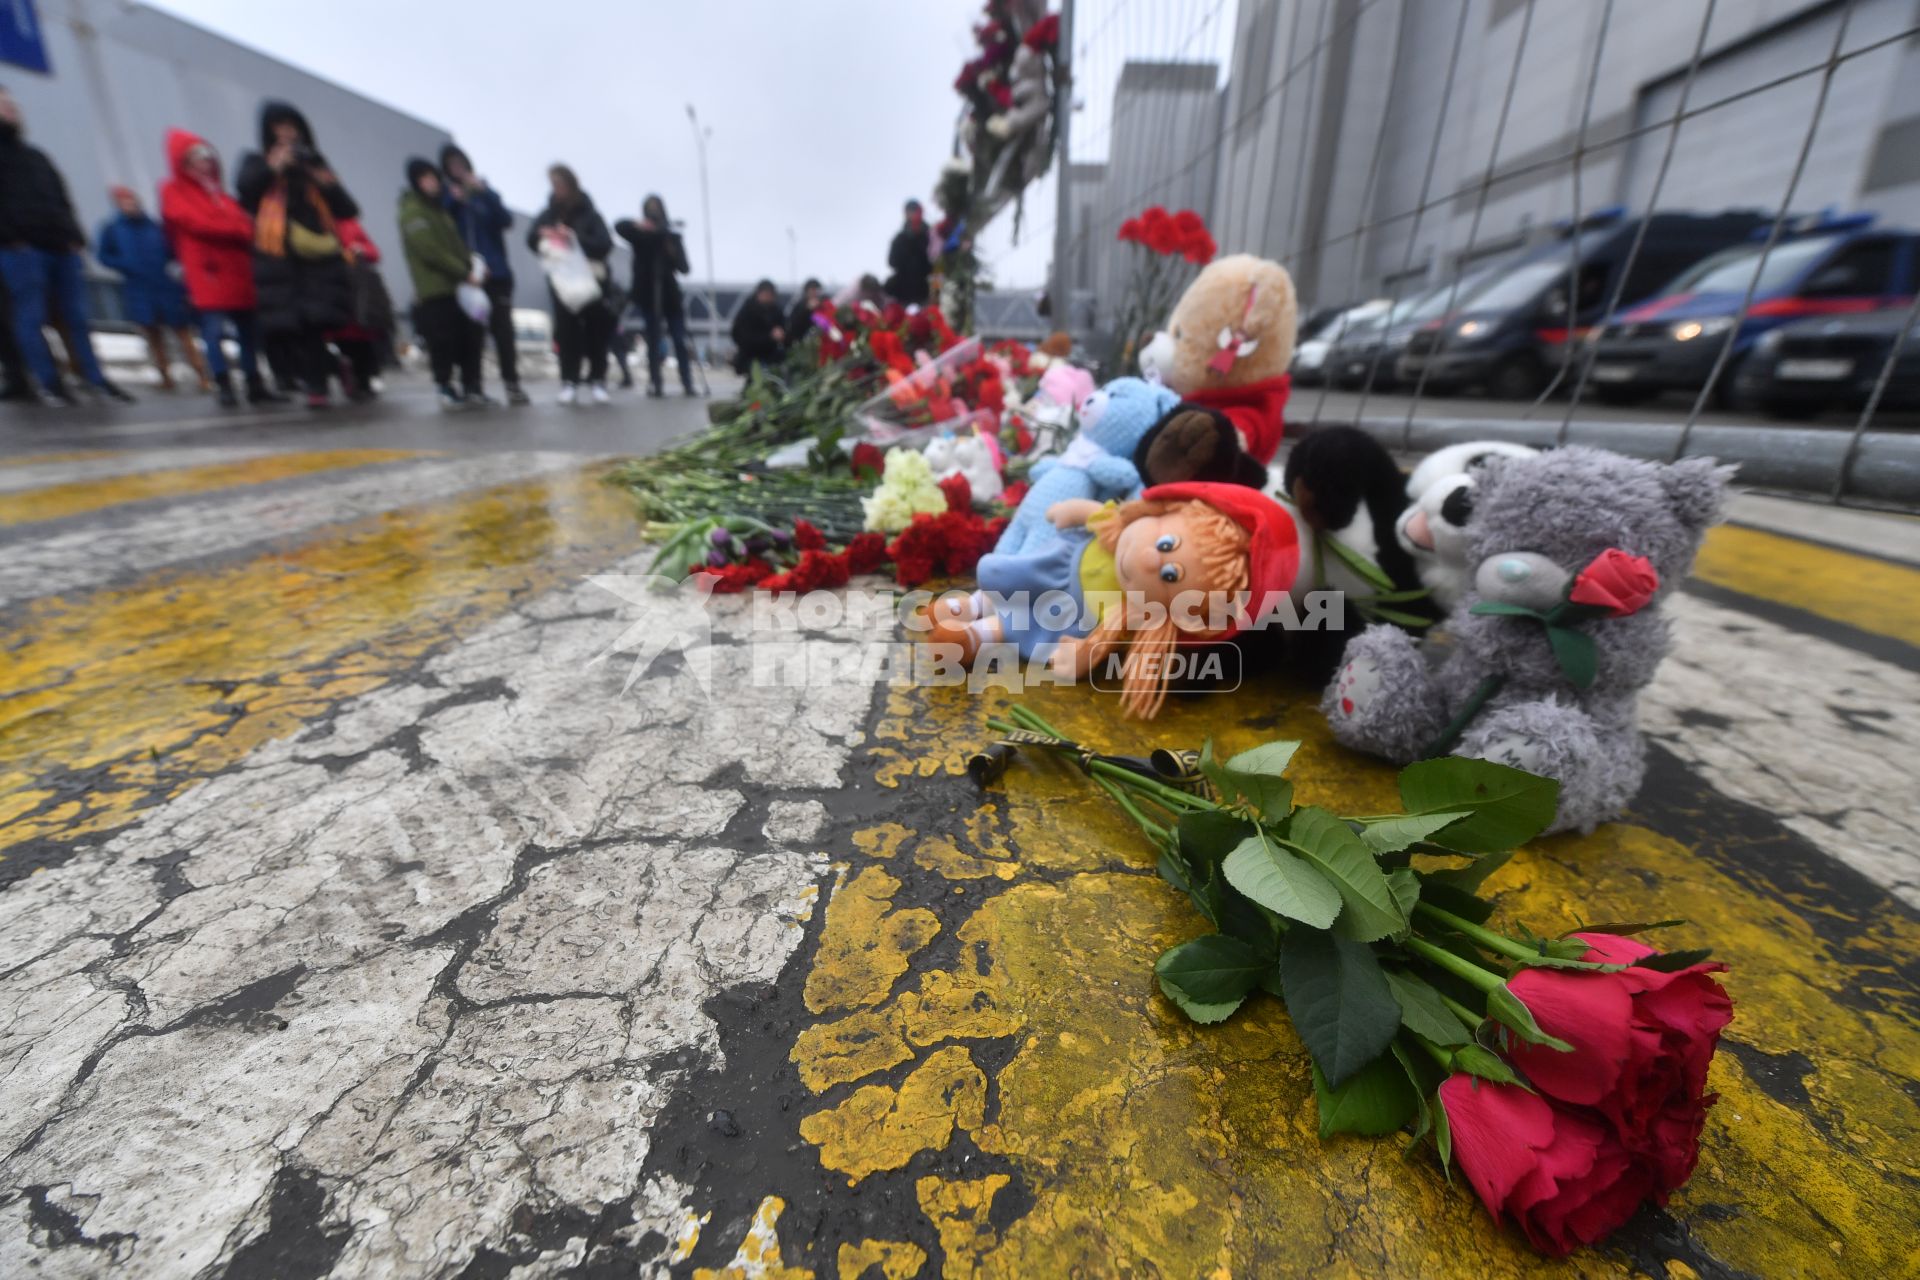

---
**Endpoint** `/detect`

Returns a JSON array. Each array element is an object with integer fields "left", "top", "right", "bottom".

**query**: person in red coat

[{"left": 159, "top": 127, "right": 280, "bottom": 407}]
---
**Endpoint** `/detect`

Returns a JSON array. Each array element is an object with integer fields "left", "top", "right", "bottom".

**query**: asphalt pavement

[{"left": 1, "top": 373, "right": 1917, "bottom": 1278}]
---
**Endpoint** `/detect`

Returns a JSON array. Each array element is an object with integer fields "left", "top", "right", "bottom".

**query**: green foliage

[
  {"left": 1313, "top": 1054, "right": 1420, "bottom": 1138},
  {"left": 1279, "top": 928, "right": 1402, "bottom": 1088},
  {"left": 1284, "top": 807, "right": 1409, "bottom": 943},
  {"left": 1397, "top": 758, "right": 1560, "bottom": 853},
  {"left": 1222, "top": 831, "right": 1341, "bottom": 929},
  {"left": 1384, "top": 970, "right": 1470, "bottom": 1046},
  {"left": 1155, "top": 934, "right": 1268, "bottom": 1023}
]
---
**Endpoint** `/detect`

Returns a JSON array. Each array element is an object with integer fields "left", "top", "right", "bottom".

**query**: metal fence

[{"left": 1037, "top": 0, "right": 1920, "bottom": 505}]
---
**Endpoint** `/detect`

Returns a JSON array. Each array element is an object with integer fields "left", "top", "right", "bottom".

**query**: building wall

[
  {"left": 1171, "top": 0, "right": 1920, "bottom": 312},
  {"left": 4, "top": 0, "right": 577, "bottom": 320}
]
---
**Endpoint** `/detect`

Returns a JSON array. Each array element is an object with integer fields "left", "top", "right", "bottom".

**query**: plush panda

[{"left": 1397, "top": 440, "right": 1539, "bottom": 611}]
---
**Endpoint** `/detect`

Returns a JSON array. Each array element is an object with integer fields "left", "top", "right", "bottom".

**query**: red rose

[
  {"left": 1440, "top": 1076, "right": 1656, "bottom": 1257},
  {"left": 1568, "top": 548, "right": 1660, "bottom": 617},
  {"left": 850, "top": 442, "right": 885, "bottom": 481},
  {"left": 1507, "top": 933, "right": 1731, "bottom": 1191},
  {"left": 939, "top": 472, "right": 973, "bottom": 513},
  {"left": 1000, "top": 479, "right": 1030, "bottom": 509},
  {"left": 792, "top": 519, "right": 828, "bottom": 552}
]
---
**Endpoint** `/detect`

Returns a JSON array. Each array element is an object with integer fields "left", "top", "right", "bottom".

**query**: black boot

[
  {"left": 246, "top": 375, "right": 289, "bottom": 405},
  {"left": 215, "top": 372, "right": 239, "bottom": 408}
]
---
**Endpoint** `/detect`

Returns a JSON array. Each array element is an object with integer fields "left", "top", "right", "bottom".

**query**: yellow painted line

[
  {"left": 0, "top": 449, "right": 428, "bottom": 525},
  {"left": 785, "top": 676, "right": 1920, "bottom": 1277},
  {"left": 1695, "top": 523, "right": 1920, "bottom": 648},
  {"left": 0, "top": 465, "right": 640, "bottom": 861},
  {"left": 0, "top": 450, "right": 111, "bottom": 467}
]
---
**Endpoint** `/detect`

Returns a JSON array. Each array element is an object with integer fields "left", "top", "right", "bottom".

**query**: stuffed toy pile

[{"left": 1324, "top": 446, "right": 1732, "bottom": 832}]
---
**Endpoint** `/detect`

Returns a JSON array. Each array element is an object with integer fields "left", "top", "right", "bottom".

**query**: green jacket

[{"left": 398, "top": 187, "right": 470, "bottom": 302}]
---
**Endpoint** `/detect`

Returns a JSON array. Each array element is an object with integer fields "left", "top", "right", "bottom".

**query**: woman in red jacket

[{"left": 159, "top": 128, "right": 281, "bottom": 406}]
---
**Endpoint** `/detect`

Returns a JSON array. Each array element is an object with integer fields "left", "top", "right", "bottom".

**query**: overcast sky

[{"left": 145, "top": 0, "right": 1237, "bottom": 291}]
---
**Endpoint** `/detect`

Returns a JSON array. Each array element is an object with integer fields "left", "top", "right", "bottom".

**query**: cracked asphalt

[{"left": 2, "top": 380, "right": 1917, "bottom": 1278}]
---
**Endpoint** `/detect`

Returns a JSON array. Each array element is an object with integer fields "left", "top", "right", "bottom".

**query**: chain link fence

[{"left": 1034, "top": 0, "right": 1920, "bottom": 505}]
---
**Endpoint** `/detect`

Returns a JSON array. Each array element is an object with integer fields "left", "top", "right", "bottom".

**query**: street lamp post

[
  {"left": 685, "top": 104, "right": 719, "bottom": 366},
  {"left": 786, "top": 226, "right": 798, "bottom": 292}
]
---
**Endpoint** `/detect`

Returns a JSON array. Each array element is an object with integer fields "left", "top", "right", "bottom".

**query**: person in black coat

[
  {"left": 0, "top": 85, "right": 130, "bottom": 404},
  {"left": 527, "top": 164, "right": 615, "bottom": 403},
  {"left": 730, "top": 279, "right": 786, "bottom": 379},
  {"left": 786, "top": 278, "right": 824, "bottom": 344},
  {"left": 884, "top": 199, "right": 933, "bottom": 306},
  {"left": 614, "top": 194, "right": 697, "bottom": 397},
  {"left": 235, "top": 100, "right": 359, "bottom": 408}
]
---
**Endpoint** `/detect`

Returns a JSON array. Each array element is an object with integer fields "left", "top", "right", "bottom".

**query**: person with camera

[
  {"left": 615, "top": 194, "right": 697, "bottom": 398},
  {"left": 235, "top": 100, "right": 359, "bottom": 409},
  {"left": 439, "top": 142, "right": 527, "bottom": 405}
]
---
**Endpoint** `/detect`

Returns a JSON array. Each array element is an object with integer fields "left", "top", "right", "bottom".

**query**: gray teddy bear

[{"left": 1322, "top": 445, "right": 1732, "bottom": 833}]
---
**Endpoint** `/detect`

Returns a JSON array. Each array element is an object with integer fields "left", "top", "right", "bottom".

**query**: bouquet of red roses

[{"left": 988, "top": 706, "right": 1732, "bottom": 1258}]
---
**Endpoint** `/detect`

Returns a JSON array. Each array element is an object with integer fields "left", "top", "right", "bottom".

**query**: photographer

[
  {"left": 235, "top": 100, "right": 359, "bottom": 409},
  {"left": 614, "top": 194, "right": 696, "bottom": 398}
]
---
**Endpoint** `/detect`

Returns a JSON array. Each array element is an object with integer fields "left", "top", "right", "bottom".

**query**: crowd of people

[{"left": 1, "top": 81, "right": 951, "bottom": 413}]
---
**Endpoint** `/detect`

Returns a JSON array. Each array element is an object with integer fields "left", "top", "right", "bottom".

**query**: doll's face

[{"left": 1113, "top": 510, "right": 1224, "bottom": 626}]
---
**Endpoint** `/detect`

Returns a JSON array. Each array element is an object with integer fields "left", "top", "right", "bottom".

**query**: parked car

[
  {"left": 1328, "top": 263, "right": 1521, "bottom": 392},
  {"left": 1734, "top": 307, "right": 1920, "bottom": 418},
  {"left": 1397, "top": 210, "right": 1772, "bottom": 399},
  {"left": 1292, "top": 299, "right": 1389, "bottom": 386},
  {"left": 1582, "top": 214, "right": 1919, "bottom": 406}
]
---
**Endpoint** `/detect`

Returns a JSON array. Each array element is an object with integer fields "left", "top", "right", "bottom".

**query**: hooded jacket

[
  {"left": 439, "top": 145, "right": 512, "bottom": 283},
  {"left": 528, "top": 190, "right": 613, "bottom": 262},
  {"left": 399, "top": 183, "right": 470, "bottom": 303},
  {"left": 614, "top": 198, "right": 688, "bottom": 315},
  {"left": 0, "top": 120, "right": 84, "bottom": 252},
  {"left": 730, "top": 281, "right": 786, "bottom": 371},
  {"left": 886, "top": 220, "right": 933, "bottom": 305},
  {"left": 233, "top": 101, "right": 358, "bottom": 333},
  {"left": 96, "top": 205, "right": 179, "bottom": 316},
  {"left": 159, "top": 128, "right": 257, "bottom": 311}
]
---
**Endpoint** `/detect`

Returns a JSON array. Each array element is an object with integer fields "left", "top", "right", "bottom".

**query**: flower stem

[
  {"left": 1440, "top": 992, "right": 1484, "bottom": 1031},
  {"left": 1404, "top": 936, "right": 1505, "bottom": 994},
  {"left": 1415, "top": 902, "right": 1537, "bottom": 964},
  {"left": 1095, "top": 774, "right": 1168, "bottom": 845},
  {"left": 1087, "top": 759, "right": 1211, "bottom": 812}
]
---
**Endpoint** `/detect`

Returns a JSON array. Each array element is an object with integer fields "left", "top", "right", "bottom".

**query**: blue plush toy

[{"left": 994, "top": 376, "right": 1182, "bottom": 554}]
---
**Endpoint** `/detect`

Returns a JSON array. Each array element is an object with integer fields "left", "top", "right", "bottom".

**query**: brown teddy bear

[{"left": 1134, "top": 254, "right": 1298, "bottom": 488}]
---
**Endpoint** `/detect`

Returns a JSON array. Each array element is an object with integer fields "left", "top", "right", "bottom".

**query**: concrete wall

[
  {"left": 3, "top": 0, "right": 587, "bottom": 319},
  {"left": 1190, "top": 0, "right": 1920, "bottom": 311}
]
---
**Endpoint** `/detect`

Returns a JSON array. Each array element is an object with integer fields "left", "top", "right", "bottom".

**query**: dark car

[
  {"left": 1733, "top": 308, "right": 1920, "bottom": 418},
  {"left": 1583, "top": 215, "right": 1919, "bottom": 406},
  {"left": 1326, "top": 268, "right": 1508, "bottom": 391},
  {"left": 1397, "top": 210, "right": 1773, "bottom": 399}
]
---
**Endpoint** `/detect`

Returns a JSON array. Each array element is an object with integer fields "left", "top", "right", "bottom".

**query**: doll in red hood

[
  {"left": 914, "top": 482, "right": 1303, "bottom": 719},
  {"left": 1134, "top": 254, "right": 1298, "bottom": 489}
]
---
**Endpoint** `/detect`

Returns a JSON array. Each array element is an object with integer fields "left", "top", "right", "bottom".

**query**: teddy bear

[
  {"left": 1131, "top": 253, "right": 1299, "bottom": 490},
  {"left": 922, "top": 429, "right": 1005, "bottom": 505},
  {"left": 994, "top": 375, "right": 1180, "bottom": 555},
  {"left": 1394, "top": 440, "right": 1539, "bottom": 611},
  {"left": 1322, "top": 446, "right": 1732, "bottom": 833}
]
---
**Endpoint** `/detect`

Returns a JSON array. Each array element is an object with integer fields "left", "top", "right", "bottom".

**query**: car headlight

[
  {"left": 1671, "top": 316, "right": 1735, "bottom": 342},
  {"left": 1454, "top": 319, "right": 1490, "bottom": 343}
]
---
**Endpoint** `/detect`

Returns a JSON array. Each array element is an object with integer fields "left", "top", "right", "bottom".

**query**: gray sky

[{"left": 145, "top": 0, "right": 1236, "bottom": 291}]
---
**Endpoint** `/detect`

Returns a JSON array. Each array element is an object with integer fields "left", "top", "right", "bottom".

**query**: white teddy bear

[{"left": 921, "top": 431, "right": 1004, "bottom": 505}]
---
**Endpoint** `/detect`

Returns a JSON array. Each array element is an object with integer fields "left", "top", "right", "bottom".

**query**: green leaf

[
  {"left": 1321, "top": 532, "right": 1398, "bottom": 592},
  {"left": 1312, "top": 1054, "right": 1418, "bottom": 1138},
  {"left": 1155, "top": 935, "right": 1268, "bottom": 1005},
  {"left": 1279, "top": 928, "right": 1402, "bottom": 1087},
  {"left": 1469, "top": 600, "right": 1543, "bottom": 619},
  {"left": 1176, "top": 810, "right": 1255, "bottom": 880},
  {"left": 1449, "top": 1042, "right": 1523, "bottom": 1086},
  {"left": 1155, "top": 848, "right": 1193, "bottom": 895},
  {"left": 1631, "top": 948, "right": 1715, "bottom": 972},
  {"left": 1361, "top": 605, "right": 1437, "bottom": 628},
  {"left": 1284, "top": 807, "right": 1409, "bottom": 942},
  {"left": 1562, "top": 920, "right": 1687, "bottom": 938},
  {"left": 1205, "top": 741, "right": 1299, "bottom": 819},
  {"left": 1384, "top": 970, "right": 1470, "bottom": 1046},
  {"left": 1398, "top": 759, "right": 1560, "bottom": 854},
  {"left": 1165, "top": 995, "right": 1245, "bottom": 1024},
  {"left": 1547, "top": 624, "right": 1598, "bottom": 689},
  {"left": 1386, "top": 869, "right": 1421, "bottom": 920},
  {"left": 1222, "top": 832, "right": 1341, "bottom": 929},
  {"left": 1358, "top": 811, "right": 1471, "bottom": 855},
  {"left": 1486, "top": 985, "right": 1574, "bottom": 1052},
  {"left": 1433, "top": 1088, "right": 1453, "bottom": 1176}
]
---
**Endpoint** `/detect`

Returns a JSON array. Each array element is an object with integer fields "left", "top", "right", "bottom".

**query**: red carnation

[
  {"left": 1506, "top": 933, "right": 1732, "bottom": 1193},
  {"left": 939, "top": 472, "right": 973, "bottom": 512},
  {"left": 792, "top": 519, "right": 828, "bottom": 552},
  {"left": 1440, "top": 1077, "right": 1657, "bottom": 1257},
  {"left": 1144, "top": 217, "right": 1182, "bottom": 256},
  {"left": 1117, "top": 218, "right": 1144, "bottom": 244},
  {"left": 845, "top": 531, "right": 891, "bottom": 576},
  {"left": 1000, "top": 479, "right": 1030, "bottom": 509},
  {"left": 1568, "top": 548, "right": 1661, "bottom": 617},
  {"left": 699, "top": 557, "right": 775, "bottom": 594},
  {"left": 1022, "top": 13, "right": 1060, "bottom": 49}
]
